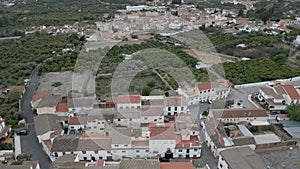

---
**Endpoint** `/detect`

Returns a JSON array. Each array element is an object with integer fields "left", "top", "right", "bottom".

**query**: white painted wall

[
  {"left": 164, "top": 106, "right": 187, "bottom": 116},
  {"left": 117, "top": 103, "right": 141, "bottom": 109},
  {"left": 149, "top": 139, "right": 176, "bottom": 155},
  {"left": 36, "top": 107, "right": 56, "bottom": 115}
]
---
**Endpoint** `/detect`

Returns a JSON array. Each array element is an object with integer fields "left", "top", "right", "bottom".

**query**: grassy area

[{"left": 96, "top": 71, "right": 166, "bottom": 99}]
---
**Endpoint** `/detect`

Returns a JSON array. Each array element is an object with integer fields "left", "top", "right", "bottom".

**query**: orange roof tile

[
  {"left": 32, "top": 91, "right": 51, "bottom": 102},
  {"left": 56, "top": 103, "right": 68, "bottom": 113},
  {"left": 281, "top": 85, "right": 300, "bottom": 99},
  {"left": 0, "top": 125, "right": 11, "bottom": 139},
  {"left": 149, "top": 122, "right": 176, "bottom": 140},
  {"left": 160, "top": 162, "right": 194, "bottom": 169},
  {"left": 117, "top": 95, "right": 141, "bottom": 104},
  {"left": 197, "top": 82, "right": 214, "bottom": 91},
  {"left": 68, "top": 115, "right": 87, "bottom": 125}
]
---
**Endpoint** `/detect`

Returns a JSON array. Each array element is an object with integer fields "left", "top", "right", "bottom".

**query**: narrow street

[
  {"left": 20, "top": 68, "right": 51, "bottom": 169},
  {"left": 188, "top": 103, "right": 218, "bottom": 169}
]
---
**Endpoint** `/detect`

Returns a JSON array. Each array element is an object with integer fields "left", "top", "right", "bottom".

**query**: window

[
  {"left": 118, "top": 119, "right": 121, "bottom": 121},
  {"left": 98, "top": 122, "right": 101, "bottom": 124},
  {"left": 181, "top": 107, "right": 184, "bottom": 111},
  {"left": 124, "top": 145, "right": 128, "bottom": 147},
  {"left": 219, "top": 163, "right": 223, "bottom": 168},
  {"left": 144, "top": 117, "right": 148, "bottom": 120},
  {"left": 122, "top": 150, "right": 126, "bottom": 153},
  {"left": 208, "top": 89, "right": 210, "bottom": 92},
  {"left": 136, "top": 150, "right": 140, "bottom": 153},
  {"left": 154, "top": 119, "right": 157, "bottom": 121},
  {"left": 179, "top": 149, "right": 182, "bottom": 152},
  {"left": 146, "top": 150, "right": 149, "bottom": 152},
  {"left": 115, "top": 144, "right": 119, "bottom": 147},
  {"left": 168, "top": 107, "right": 171, "bottom": 111},
  {"left": 175, "top": 107, "right": 177, "bottom": 111},
  {"left": 82, "top": 151, "right": 86, "bottom": 154}
]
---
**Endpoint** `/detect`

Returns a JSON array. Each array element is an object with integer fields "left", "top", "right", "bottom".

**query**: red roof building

[
  {"left": 56, "top": 103, "right": 68, "bottom": 113},
  {"left": 149, "top": 122, "right": 176, "bottom": 140},
  {"left": 68, "top": 115, "right": 87, "bottom": 126},
  {"left": 160, "top": 162, "right": 194, "bottom": 169},
  {"left": 197, "top": 82, "right": 214, "bottom": 91},
  {"left": 32, "top": 91, "right": 51, "bottom": 102},
  {"left": 116, "top": 95, "right": 141, "bottom": 104},
  {"left": 281, "top": 85, "right": 300, "bottom": 100}
]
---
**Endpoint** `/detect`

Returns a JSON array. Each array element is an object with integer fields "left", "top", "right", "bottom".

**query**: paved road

[
  {"left": 188, "top": 103, "right": 218, "bottom": 168},
  {"left": 20, "top": 68, "right": 51, "bottom": 169},
  {"left": 227, "top": 88, "right": 259, "bottom": 108}
]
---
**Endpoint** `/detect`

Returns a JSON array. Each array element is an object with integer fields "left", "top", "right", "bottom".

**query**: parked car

[{"left": 16, "top": 130, "right": 28, "bottom": 135}]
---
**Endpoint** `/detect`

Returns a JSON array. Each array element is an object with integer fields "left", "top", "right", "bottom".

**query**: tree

[
  {"left": 238, "top": 9, "right": 244, "bottom": 17},
  {"left": 285, "top": 104, "right": 300, "bottom": 121},
  {"left": 141, "top": 87, "right": 151, "bottom": 96}
]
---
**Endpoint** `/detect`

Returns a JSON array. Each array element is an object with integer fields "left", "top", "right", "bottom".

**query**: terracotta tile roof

[
  {"left": 175, "top": 135, "right": 200, "bottom": 148},
  {"left": 149, "top": 122, "right": 176, "bottom": 140},
  {"left": 78, "top": 135, "right": 112, "bottom": 151},
  {"left": 211, "top": 108, "right": 268, "bottom": 118},
  {"left": 32, "top": 91, "right": 51, "bottom": 102},
  {"left": 160, "top": 162, "right": 194, "bottom": 169},
  {"left": 281, "top": 85, "right": 300, "bottom": 99},
  {"left": 197, "top": 82, "right": 214, "bottom": 91},
  {"left": 0, "top": 125, "right": 11, "bottom": 139},
  {"left": 34, "top": 114, "right": 63, "bottom": 136},
  {"left": 116, "top": 95, "right": 141, "bottom": 104},
  {"left": 120, "top": 159, "right": 160, "bottom": 169},
  {"left": 56, "top": 103, "right": 68, "bottom": 113},
  {"left": 164, "top": 96, "right": 187, "bottom": 107},
  {"left": 68, "top": 115, "right": 87, "bottom": 125}
]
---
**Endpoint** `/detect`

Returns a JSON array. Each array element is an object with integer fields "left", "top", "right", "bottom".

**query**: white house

[
  {"left": 0, "top": 117, "right": 11, "bottom": 140},
  {"left": 68, "top": 96, "right": 95, "bottom": 114},
  {"left": 164, "top": 96, "right": 188, "bottom": 116},
  {"left": 114, "top": 109, "right": 141, "bottom": 128},
  {"left": 210, "top": 108, "right": 269, "bottom": 125},
  {"left": 34, "top": 114, "right": 63, "bottom": 143},
  {"left": 50, "top": 134, "right": 112, "bottom": 162},
  {"left": 149, "top": 122, "right": 177, "bottom": 158},
  {"left": 258, "top": 84, "right": 300, "bottom": 112},
  {"left": 67, "top": 114, "right": 87, "bottom": 134},
  {"left": 178, "top": 79, "right": 231, "bottom": 105},
  {"left": 35, "top": 95, "right": 62, "bottom": 115},
  {"left": 116, "top": 95, "right": 141, "bottom": 109},
  {"left": 55, "top": 103, "right": 69, "bottom": 116}
]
